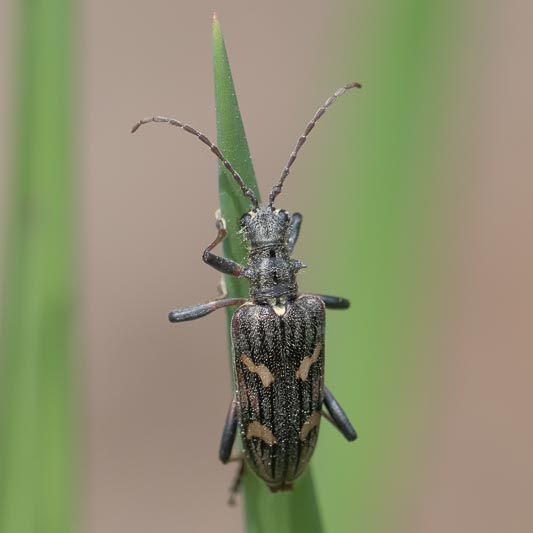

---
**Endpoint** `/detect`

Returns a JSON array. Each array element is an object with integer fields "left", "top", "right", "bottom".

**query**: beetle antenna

[
  {"left": 132, "top": 116, "right": 259, "bottom": 208},
  {"left": 268, "top": 82, "right": 361, "bottom": 207}
]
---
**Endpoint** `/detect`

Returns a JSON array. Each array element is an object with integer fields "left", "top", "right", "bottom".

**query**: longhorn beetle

[{"left": 132, "top": 82, "right": 360, "bottom": 497}]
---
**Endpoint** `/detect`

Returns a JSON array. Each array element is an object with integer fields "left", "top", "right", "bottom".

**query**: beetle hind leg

[
  {"left": 219, "top": 395, "right": 246, "bottom": 505},
  {"left": 219, "top": 395, "right": 238, "bottom": 463},
  {"left": 313, "top": 294, "right": 350, "bottom": 309},
  {"left": 323, "top": 386, "right": 357, "bottom": 441},
  {"left": 228, "top": 459, "right": 245, "bottom": 505}
]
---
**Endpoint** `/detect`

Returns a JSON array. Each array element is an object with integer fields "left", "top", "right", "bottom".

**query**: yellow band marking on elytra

[
  {"left": 240, "top": 353, "right": 275, "bottom": 387},
  {"left": 246, "top": 421, "right": 278, "bottom": 445},
  {"left": 299, "top": 411, "right": 321, "bottom": 441},
  {"left": 295, "top": 342, "right": 322, "bottom": 382}
]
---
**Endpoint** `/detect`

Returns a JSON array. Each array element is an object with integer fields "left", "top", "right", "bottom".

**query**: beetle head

[{"left": 240, "top": 206, "right": 291, "bottom": 248}]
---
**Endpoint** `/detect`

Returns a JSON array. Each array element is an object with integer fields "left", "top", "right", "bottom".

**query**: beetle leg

[
  {"left": 228, "top": 460, "right": 245, "bottom": 506},
  {"left": 287, "top": 212, "right": 303, "bottom": 252},
  {"left": 168, "top": 297, "right": 246, "bottom": 323},
  {"left": 216, "top": 276, "right": 228, "bottom": 298},
  {"left": 219, "top": 395, "right": 244, "bottom": 505},
  {"left": 219, "top": 395, "right": 246, "bottom": 505},
  {"left": 323, "top": 386, "right": 357, "bottom": 441},
  {"left": 202, "top": 213, "right": 243, "bottom": 276},
  {"left": 313, "top": 294, "right": 350, "bottom": 309},
  {"left": 219, "top": 394, "right": 239, "bottom": 464}
]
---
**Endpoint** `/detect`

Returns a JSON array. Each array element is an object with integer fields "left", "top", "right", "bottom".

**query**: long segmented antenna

[
  {"left": 268, "top": 82, "right": 362, "bottom": 207},
  {"left": 131, "top": 116, "right": 259, "bottom": 208}
]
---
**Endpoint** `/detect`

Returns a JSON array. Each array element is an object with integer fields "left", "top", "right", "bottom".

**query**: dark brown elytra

[{"left": 132, "top": 82, "right": 360, "bottom": 499}]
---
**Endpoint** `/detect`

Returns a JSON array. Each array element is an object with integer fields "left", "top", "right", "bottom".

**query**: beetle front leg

[
  {"left": 287, "top": 212, "right": 303, "bottom": 252},
  {"left": 216, "top": 276, "right": 228, "bottom": 298},
  {"left": 202, "top": 212, "right": 243, "bottom": 276},
  {"left": 323, "top": 386, "right": 357, "bottom": 441},
  {"left": 312, "top": 294, "right": 350, "bottom": 309},
  {"left": 169, "top": 297, "right": 246, "bottom": 323}
]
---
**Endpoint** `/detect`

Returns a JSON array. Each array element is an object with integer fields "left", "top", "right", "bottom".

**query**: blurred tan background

[{"left": 1, "top": 1, "right": 532, "bottom": 532}]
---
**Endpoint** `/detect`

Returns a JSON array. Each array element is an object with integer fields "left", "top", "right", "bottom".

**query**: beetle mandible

[{"left": 132, "top": 82, "right": 360, "bottom": 496}]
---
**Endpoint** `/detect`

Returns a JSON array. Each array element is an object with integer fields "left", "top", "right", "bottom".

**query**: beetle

[{"left": 132, "top": 82, "right": 360, "bottom": 496}]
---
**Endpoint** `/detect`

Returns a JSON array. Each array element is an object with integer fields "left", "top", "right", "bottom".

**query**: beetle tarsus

[{"left": 228, "top": 460, "right": 245, "bottom": 506}]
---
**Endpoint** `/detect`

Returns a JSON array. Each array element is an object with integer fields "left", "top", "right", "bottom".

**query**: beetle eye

[{"left": 278, "top": 209, "right": 289, "bottom": 222}]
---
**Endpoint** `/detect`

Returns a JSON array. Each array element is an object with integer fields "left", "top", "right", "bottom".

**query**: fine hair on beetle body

[{"left": 132, "top": 81, "right": 361, "bottom": 500}]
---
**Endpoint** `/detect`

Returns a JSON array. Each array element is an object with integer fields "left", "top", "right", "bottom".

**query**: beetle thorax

[{"left": 240, "top": 206, "right": 304, "bottom": 307}]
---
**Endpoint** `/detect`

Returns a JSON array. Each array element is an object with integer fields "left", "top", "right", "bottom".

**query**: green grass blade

[
  {"left": 212, "top": 14, "right": 260, "bottom": 298},
  {"left": 0, "top": 1, "right": 76, "bottom": 532},
  {"left": 212, "top": 15, "right": 323, "bottom": 533}
]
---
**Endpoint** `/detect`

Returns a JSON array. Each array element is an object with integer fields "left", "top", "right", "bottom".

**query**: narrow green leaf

[
  {"left": 212, "top": 15, "right": 323, "bottom": 533},
  {"left": 212, "top": 13, "right": 259, "bottom": 301},
  {"left": 0, "top": 1, "right": 76, "bottom": 532}
]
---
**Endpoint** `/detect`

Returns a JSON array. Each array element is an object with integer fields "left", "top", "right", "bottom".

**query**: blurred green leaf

[
  {"left": 307, "top": 2, "right": 468, "bottom": 532},
  {"left": 0, "top": 1, "right": 76, "bottom": 532}
]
